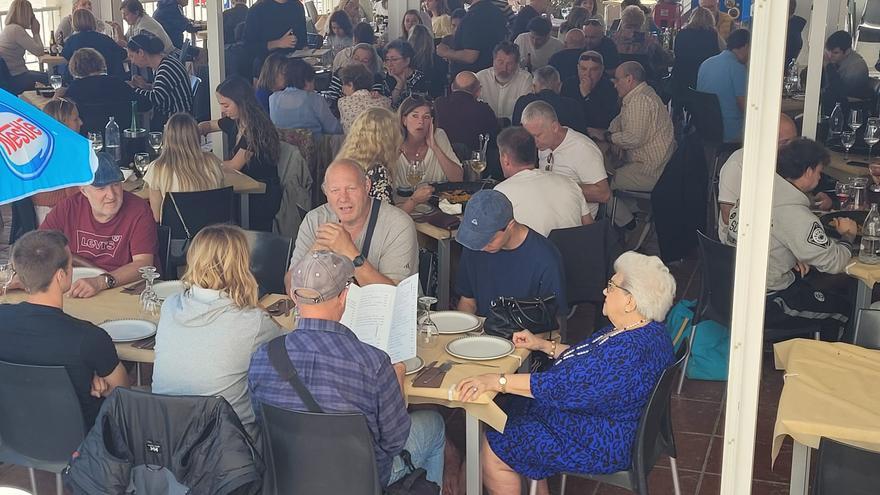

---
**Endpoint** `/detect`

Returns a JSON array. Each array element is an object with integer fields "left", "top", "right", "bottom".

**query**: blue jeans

[{"left": 388, "top": 410, "right": 446, "bottom": 486}]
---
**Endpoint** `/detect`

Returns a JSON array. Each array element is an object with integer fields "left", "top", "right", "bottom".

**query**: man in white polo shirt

[
  {"left": 521, "top": 100, "right": 611, "bottom": 208},
  {"left": 493, "top": 126, "right": 593, "bottom": 236},
  {"left": 476, "top": 41, "right": 534, "bottom": 120}
]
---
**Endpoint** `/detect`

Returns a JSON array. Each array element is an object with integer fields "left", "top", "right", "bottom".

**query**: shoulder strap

[
  {"left": 167, "top": 192, "right": 193, "bottom": 240},
  {"left": 267, "top": 337, "right": 324, "bottom": 413},
  {"left": 360, "top": 199, "right": 381, "bottom": 259}
]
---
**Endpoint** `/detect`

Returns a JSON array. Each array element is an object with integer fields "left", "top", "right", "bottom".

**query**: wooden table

[
  {"left": 772, "top": 339, "right": 880, "bottom": 495},
  {"left": 781, "top": 96, "right": 805, "bottom": 116},
  {"left": 126, "top": 169, "right": 266, "bottom": 229},
  {"left": 414, "top": 221, "right": 456, "bottom": 310},
  {"left": 19, "top": 90, "right": 52, "bottom": 110},
  {"left": 38, "top": 54, "right": 66, "bottom": 74}
]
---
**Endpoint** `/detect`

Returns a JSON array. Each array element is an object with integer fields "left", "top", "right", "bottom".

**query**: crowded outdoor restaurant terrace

[{"left": 0, "top": 0, "right": 879, "bottom": 494}]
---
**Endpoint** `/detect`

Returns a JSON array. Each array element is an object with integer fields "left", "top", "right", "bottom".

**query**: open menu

[{"left": 340, "top": 274, "right": 418, "bottom": 363}]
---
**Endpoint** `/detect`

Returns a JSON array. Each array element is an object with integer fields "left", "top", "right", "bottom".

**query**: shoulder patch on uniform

[{"left": 807, "top": 221, "right": 830, "bottom": 249}]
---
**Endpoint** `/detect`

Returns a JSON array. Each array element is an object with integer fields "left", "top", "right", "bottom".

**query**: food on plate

[{"left": 439, "top": 189, "right": 471, "bottom": 204}]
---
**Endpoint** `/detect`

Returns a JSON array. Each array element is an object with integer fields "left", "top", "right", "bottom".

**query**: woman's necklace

[
  {"left": 402, "top": 141, "right": 427, "bottom": 162},
  {"left": 555, "top": 319, "right": 649, "bottom": 364}
]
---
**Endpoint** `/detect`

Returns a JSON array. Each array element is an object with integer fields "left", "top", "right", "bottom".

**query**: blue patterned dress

[{"left": 486, "top": 321, "right": 674, "bottom": 479}]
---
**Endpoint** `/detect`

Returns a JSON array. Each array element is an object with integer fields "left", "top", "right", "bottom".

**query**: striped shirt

[
  {"left": 248, "top": 317, "right": 410, "bottom": 486},
  {"left": 608, "top": 82, "right": 675, "bottom": 179},
  {"left": 134, "top": 56, "right": 193, "bottom": 119}
]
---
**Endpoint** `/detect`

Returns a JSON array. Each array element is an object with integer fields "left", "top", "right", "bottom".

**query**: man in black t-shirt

[
  {"left": 509, "top": 0, "right": 546, "bottom": 40},
  {"left": 244, "top": 0, "right": 307, "bottom": 77},
  {"left": 0, "top": 231, "right": 128, "bottom": 428},
  {"left": 437, "top": 0, "right": 509, "bottom": 77}
]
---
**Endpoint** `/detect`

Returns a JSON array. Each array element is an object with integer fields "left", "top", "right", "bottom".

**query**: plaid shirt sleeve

[
  {"left": 609, "top": 93, "right": 653, "bottom": 150},
  {"left": 372, "top": 359, "right": 411, "bottom": 461}
]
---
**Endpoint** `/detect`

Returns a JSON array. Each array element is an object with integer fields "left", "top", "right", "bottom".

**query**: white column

[
  {"left": 719, "top": 0, "right": 788, "bottom": 493},
  {"left": 97, "top": 0, "right": 122, "bottom": 26},
  {"left": 386, "top": 0, "right": 424, "bottom": 40},
  {"left": 802, "top": 0, "right": 832, "bottom": 139},
  {"left": 205, "top": 0, "right": 226, "bottom": 158}
]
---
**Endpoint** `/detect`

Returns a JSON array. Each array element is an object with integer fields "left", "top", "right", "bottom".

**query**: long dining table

[{"left": 3, "top": 285, "right": 532, "bottom": 495}]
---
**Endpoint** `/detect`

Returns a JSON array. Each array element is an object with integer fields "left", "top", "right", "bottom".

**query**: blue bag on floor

[{"left": 665, "top": 300, "right": 730, "bottom": 381}]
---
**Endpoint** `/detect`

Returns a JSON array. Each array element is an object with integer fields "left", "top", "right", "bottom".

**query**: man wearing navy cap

[
  {"left": 455, "top": 190, "right": 567, "bottom": 319},
  {"left": 39, "top": 152, "right": 158, "bottom": 298}
]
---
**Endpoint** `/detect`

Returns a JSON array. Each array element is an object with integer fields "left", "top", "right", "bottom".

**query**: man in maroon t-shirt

[{"left": 39, "top": 153, "right": 158, "bottom": 298}]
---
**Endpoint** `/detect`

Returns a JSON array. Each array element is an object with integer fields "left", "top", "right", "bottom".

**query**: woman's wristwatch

[{"left": 498, "top": 373, "right": 507, "bottom": 393}]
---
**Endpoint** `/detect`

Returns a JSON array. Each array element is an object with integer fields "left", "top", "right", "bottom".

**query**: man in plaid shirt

[{"left": 248, "top": 251, "right": 445, "bottom": 487}]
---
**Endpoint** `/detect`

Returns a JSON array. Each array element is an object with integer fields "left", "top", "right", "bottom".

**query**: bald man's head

[
  {"left": 779, "top": 114, "right": 798, "bottom": 146},
  {"left": 563, "top": 28, "right": 586, "bottom": 49},
  {"left": 452, "top": 71, "right": 481, "bottom": 95}
]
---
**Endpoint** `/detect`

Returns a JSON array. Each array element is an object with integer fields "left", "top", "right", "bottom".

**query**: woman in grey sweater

[{"left": 151, "top": 225, "right": 282, "bottom": 440}]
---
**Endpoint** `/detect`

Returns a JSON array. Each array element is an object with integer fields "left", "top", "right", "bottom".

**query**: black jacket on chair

[
  {"left": 651, "top": 131, "right": 707, "bottom": 262},
  {"left": 64, "top": 388, "right": 264, "bottom": 495}
]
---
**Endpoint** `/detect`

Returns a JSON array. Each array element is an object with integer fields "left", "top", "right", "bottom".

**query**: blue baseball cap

[
  {"left": 91, "top": 152, "right": 124, "bottom": 187},
  {"left": 455, "top": 190, "right": 514, "bottom": 251}
]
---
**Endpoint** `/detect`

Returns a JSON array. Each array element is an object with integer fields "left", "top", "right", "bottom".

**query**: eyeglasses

[{"left": 606, "top": 279, "right": 629, "bottom": 293}]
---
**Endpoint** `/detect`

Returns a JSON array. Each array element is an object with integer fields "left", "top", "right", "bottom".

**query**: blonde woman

[
  {"left": 151, "top": 224, "right": 282, "bottom": 441},
  {"left": 31, "top": 99, "right": 82, "bottom": 223},
  {"left": 143, "top": 113, "right": 224, "bottom": 222},
  {"left": 672, "top": 7, "right": 722, "bottom": 95},
  {"left": 424, "top": 0, "right": 453, "bottom": 38},
  {"left": 0, "top": 0, "right": 47, "bottom": 94},
  {"left": 336, "top": 107, "right": 402, "bottom": 205}
]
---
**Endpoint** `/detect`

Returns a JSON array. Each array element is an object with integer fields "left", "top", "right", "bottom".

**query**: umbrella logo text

[{"left": 0, "top": 103, "right": 54, "bottom": 180}]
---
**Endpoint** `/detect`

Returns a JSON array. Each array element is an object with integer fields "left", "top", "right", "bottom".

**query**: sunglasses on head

[{"left": 579, "top": 54, "right": 603, "bottom": 64}]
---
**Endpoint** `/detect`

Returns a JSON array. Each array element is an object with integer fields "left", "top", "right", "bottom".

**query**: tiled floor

[{"left": 0, "top": 214, "right": 796, "bottom": 495}]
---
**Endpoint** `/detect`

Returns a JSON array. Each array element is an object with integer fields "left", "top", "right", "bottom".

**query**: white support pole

[
  {"left": 802, "top": 0, "right": 832, "bottom": 139},
  {"left": 719, "top": 0, "right": 788, "bottom": 493},
  {"left": 205, "top": 0, "right": 226, "bottom": 159}
]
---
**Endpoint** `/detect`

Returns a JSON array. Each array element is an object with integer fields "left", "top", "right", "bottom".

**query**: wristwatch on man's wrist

[
  {"left": 352, "top": 254, "right": 366, "bottom": 268},
  {"left": 102, "top": 273, "right": 116, "bottom": 289}
]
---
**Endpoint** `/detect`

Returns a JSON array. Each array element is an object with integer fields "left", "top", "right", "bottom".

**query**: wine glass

[
  {"left": 406, "top": 157, "right": 425, "bottom": 190},
  {"left": 148, "top": 131, "right": 163, "bottom": 155},
  {"left": 468, "top": 150, "right": 486, "bottom": 180},
  {"left": 849, "top": 109, "right": 864, "bottom": 134},
  {"left": 836, "top": 181, "right": 851, "bottom": 210},
  {"left": 87, "top": 132, "right": 102, "bottom": 153},
  {"left": 139, "top": 266, "right": 161, "bottom": 317},
  {"left": 850, "top": 176, "right": 869, "bottom": 210},
  {"left": 134, "top": 152, "right": 151, "bottom": 177},
  {"left": 865, "top": 117, "right": 880, "bottom": 160},
  {"left": 0, "top": 263, "right": 13, "bottom": 302},
  {"left": 869, "top": 161, "right": 880, "bottom": 193},
  {"left": 841, "top": 131, "right": 856, "bottom": 160},
  {"left": 49, "top": 75, "right": 62, "bottom": 91},
  {"left": 417, "top": 296, "right": 439, "bottom": 349}
]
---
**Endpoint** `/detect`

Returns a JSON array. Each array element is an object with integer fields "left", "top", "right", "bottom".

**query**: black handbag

[
  {"left": 384, "top": 450, "right": 440, "bottom": 495},
  {"left": 484, "top": 295, "right": 559, "bottom": 340},
  {"left": 166, "top": 192, "right": 192, "bottom": 267}
]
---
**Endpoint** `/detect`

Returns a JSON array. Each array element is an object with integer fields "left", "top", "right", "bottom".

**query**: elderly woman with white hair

[{"left": 456, "top": 251, "right": 677, "bottom": 494}]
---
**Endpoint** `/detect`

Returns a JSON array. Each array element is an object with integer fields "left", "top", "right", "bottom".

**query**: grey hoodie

[{"left": 727, "top": 174, "right": 852, "bottom": 292}]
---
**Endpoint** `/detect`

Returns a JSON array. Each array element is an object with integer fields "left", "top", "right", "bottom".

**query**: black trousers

[{"left": 765, "top": 276, "right": 851, "bottom": 340}]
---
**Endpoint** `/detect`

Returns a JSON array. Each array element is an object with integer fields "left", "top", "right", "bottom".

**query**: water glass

[
  {"left": 849, "top": 109, "right": 864, "bottom": 133},
  {"left": 87, "top": 132, "right": 103, "bottom": 153},
  {"left": 866, "top": 118, "right": 880, "bottom": 160},
  {"left": 850, "top": 176, "right": 869, "bottom": 210},
  {"left": 148, "top": 131, "right": 163, "bottom": 155},
  {"left": 49, "top": 75, "right": 62, "bottom": 91},
  {"left": 841, "top": 131, "right": 856, "bottom": 160},
  {"left": 134, "top": 152, "right": 151, "bottom": 177},
  {"left": 139, "top": 266, "right": 160, "bottom": 317},
  {"left": 0, "top": 263, "right": 13, "bottom": 302},
  {"left": 417, "top": 296, "right": 439, "bottom": 349}
]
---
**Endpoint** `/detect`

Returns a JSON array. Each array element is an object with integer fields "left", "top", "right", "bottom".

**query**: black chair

[
  {"left": 260, "top": 403, "right": 382, "bottom": 495},
  {"left": 530, "top": 341, "right": 689, "bottom": 495},
  {"left": 0, "top": 360, "right": 86, "bottom": 495},
  {"left": 76, "top": 99, "right": 133, "bottom": 137},
  {"left": 159, "top": 187, "right": 235, "bottom": 275},
  {"left": 680, "top": 88, "right": 741, "bottom": 240},
  {"left": 156, "top": 224, "right": 172, "bottom": 279},
  {"left": 9, "top": 197, "right": 37, "bottom": 244},
  {"left": 677, "top": 231, "right": 821, "bottom": 394},
  {"left": 0, "top": 58, "right": 14, "bottom": 94},
  {"left": 548, "top": 219, "right": 622, "bottom": 340},
  {"left": 243, "top": 230, "right": 293, "bottom": 296},
  {"left": 851, "top": 308, "right": 880, "bottom": 350},
  {"left": 811, "top": 437, "right": 880, "bottom": 495}
]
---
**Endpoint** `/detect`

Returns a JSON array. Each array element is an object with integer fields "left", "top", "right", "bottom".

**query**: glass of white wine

[
  {"left": 469, "top": 150, "right": 486, "bottom": 179},
  {"left": 407, "top": 158, "right": 425, "bottom": 189}
]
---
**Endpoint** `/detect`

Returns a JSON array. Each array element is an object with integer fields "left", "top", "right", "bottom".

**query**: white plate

[
  {"left": 99, "top": 319, "right": 157, "bottom": 342},
  {"left": 152, "top": 280, "right": 185, "bottom": 300},
  {"left": 72, "top": 267, "right": 104, "bottom": 284},
  {"left": 403, "top": 356, "right": 424, "bottom": 375},
  {"left": 445, "top": 335, "right": 514, "bottom": 361},
  {"left": 430, "top": 311, "right": 481, "bottom": 335}
]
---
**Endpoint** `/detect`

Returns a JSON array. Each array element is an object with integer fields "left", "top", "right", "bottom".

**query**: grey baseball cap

[
  {"left": 290, "top": 250, "right": 355, "bottom": 304},
  {"left": 455, "top": 190, "right": 514, "bottom": 251},
  {"left": 91, "top": 152, "right": 124, "bottom": 187}
]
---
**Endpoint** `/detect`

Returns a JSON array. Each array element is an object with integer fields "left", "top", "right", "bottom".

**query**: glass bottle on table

[
  {"left": 105, "top": 116, "right": 121, "bottom": 163},
  {"left": 859, "top": 204, "right": 880, "bottom": 264}
]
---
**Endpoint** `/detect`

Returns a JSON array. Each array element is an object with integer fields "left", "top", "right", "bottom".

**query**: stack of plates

[
  {"left": 99, "top": 319, "right": 157, "bottom": 343},
  {"left": 430, "top": 311, "right": 482, "bottom": 335},
  {"left": 446, "top": 335, "right": 514, "bottom": 361}
]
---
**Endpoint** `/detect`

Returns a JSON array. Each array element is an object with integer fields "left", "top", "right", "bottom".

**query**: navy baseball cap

[
  {"left": 91, "top": 152, "right": 124, "bottom": 187},
  {"left": 455, "top": 190, "right": 514, "bottom": 251}
]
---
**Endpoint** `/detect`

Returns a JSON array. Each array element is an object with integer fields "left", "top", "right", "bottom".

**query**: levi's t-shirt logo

[{"left": 75, "top": 230, "right": 123, "bottom": 258}]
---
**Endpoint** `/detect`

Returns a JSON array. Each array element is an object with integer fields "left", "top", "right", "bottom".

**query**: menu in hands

[{"left": 340, "top": 273, "right": 418, "bottom": 363}]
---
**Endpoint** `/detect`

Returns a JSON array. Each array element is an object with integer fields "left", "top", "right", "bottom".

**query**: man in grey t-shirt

[{"left": 287, "top": 160, "right": 419, "bottom": 289}]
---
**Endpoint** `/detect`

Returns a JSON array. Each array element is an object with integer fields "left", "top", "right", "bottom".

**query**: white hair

[
  {"left": 521, "top": 100, "right": 558, "bottom": 126},
  {"left": 613, "top": 251, "right": 676, "bottom": 322}
]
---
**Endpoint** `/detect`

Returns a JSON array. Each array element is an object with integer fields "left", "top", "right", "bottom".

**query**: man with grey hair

[
  {"left": 287, "top": 159, "right": 419, "bottom": 289},
  {"left": 512, "top": 65, "right": 586, "bottom": 133},
  {"left": 586, "top": 61, "right": 675, "bottom": 226},
  {"left": 522, "top": 100, "right": 610, "bottom": 207},
  {"left": 476, "top": 41, "right": 533, "bottom": 120}
]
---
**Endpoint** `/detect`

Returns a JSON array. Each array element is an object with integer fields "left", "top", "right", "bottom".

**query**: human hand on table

[
  {"left": 313, "top": 223, "right": 359, "bottom": 260},
  {"left": 68, "top": 276, "right": 104, "bottom": 298},
  {"left": 511, "top": 330, "right": 546, "bottom": 352},
  {"left": 456, "top": 374, "right": 501, "bottom": 402}
]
